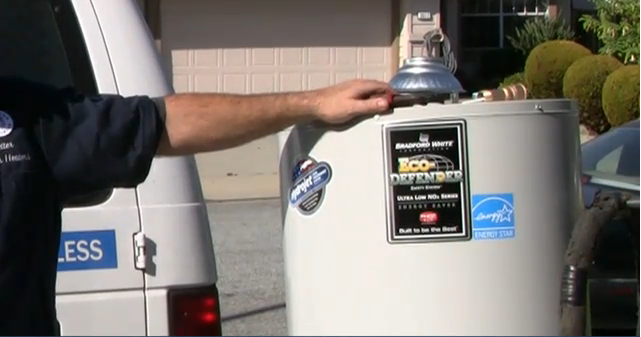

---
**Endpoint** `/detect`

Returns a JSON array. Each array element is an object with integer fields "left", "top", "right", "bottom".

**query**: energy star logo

[{"left": 471, "top": 193, "right": 515, "bottom": 240}]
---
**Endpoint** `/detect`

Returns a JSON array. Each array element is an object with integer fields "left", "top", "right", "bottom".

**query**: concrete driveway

[
  {"left": 207, "top": 199, "right": 287, "bottom": 336},
  {"left": 196, "top": 136, "right": 280, "bottom": 201}
]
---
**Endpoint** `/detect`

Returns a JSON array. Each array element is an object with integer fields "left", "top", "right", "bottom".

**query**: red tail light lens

[
  {"left": 581, "top": 173, "right": 591, "bottom": 184},
  {"left": 609, "top": 285, "right": 636, "bottom": 297},
  {"left": 168, "top": 285, "right": 222, "bottom": 336}
]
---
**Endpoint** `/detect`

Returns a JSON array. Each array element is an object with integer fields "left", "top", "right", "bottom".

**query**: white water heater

[{"left": 278, "top": 99, "right": 583, "bottom": 336}]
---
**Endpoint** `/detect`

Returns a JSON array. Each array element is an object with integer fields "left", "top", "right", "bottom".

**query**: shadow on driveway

[{"left": 221, "top": 302, "right": 286, "bottom": 323}]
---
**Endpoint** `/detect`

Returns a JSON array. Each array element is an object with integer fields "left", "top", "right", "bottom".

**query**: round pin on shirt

[{"left": 0, "top": 110, "right": 14, "bottom": 138}]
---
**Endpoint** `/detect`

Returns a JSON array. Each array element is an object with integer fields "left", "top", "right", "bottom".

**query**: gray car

[{"left": 581, "top": 119, "right": 639, "bottom": 336}]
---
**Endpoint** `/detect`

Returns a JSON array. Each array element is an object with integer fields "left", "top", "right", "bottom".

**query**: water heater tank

[{"left": 278, "top": 99, "right": 583, "bottom": 335}]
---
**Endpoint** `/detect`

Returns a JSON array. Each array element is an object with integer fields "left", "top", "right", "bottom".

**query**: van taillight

[
  {"left": 168, "top": 285, "right": 222, "bottom": 336},
  {"left": 581, "top": 173, "right": 591, "bottom": 184}
]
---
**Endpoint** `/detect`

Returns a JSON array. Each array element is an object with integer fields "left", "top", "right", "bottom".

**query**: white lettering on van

[
  {"left": 90, "top": 240, "right": 103, "bottom": 260},
  {"left": 58, "top": 239, "right": 104, "bottom": 263},
  {"left": 64, "top": 241, "right": 76, "bottom": 262}
]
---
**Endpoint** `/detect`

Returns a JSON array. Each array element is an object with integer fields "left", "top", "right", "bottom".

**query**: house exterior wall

[
  {"left": 134, "top": 0, "right": 445, "bottom": 200},
  {"left": 150, "top": 0, "right": 405, "bottom": 200},
  {"left": 398, "top": 0, "right": 442, "bottom": 64},
  {"left": 138, "top": 0, "right": 443, "bottom": 77}
]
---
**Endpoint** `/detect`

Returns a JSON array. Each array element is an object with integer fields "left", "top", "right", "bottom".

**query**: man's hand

[{"left": 311, "top": 79, "right": 394, "bottom": 124}]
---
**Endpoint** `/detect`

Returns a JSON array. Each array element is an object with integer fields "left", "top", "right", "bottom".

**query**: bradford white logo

[
  {"left": 289, "top": 157, "right": 333, "bottom": 215},
  {"left": 395, "top": 133, "right": 455, "bottom": 150},
  {"left": 395, "top": 133, "right": 431, "bottom": 150}
]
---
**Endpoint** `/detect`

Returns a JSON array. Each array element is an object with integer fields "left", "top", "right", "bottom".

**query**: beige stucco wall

[
  {"left": 158, "top": 0, "right": 396, "bottom": 201},
  {"left": 138, "top": 0, "right": 447, "bottom": 200}
]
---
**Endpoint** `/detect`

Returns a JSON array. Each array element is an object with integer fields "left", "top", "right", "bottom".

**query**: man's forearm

[{"left": 156, "top": 91, "right": 318, "bottom": 156}]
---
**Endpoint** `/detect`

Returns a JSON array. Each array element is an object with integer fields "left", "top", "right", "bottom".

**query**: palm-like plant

[{"left": 507, "top": 14, "right": 576, "bottom": 57}]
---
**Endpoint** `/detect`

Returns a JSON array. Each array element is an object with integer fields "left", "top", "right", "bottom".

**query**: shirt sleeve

[{"left": 1, "top": 77, "right": 167, "bottom": 198}]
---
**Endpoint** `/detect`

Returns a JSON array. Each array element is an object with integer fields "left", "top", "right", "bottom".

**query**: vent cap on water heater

[{"left": 389, "top": 29, "right": 464, "bottom": 96}]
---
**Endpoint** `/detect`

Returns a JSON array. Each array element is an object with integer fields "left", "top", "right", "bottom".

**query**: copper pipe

[{"left": 474, "top": 84, "right": 528, "bottom": 101}]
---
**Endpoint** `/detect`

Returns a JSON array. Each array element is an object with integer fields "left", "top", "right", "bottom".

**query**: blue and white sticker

[
  {"left": 471, "top": 193, "right": 515, "bottom": 240},
  {"left": 289, "top": 157, "right": 333, "bottom": 215},
  {"left": 57, "top": 230, "right": 118, "bottom": 272},
  {"left": 0, "top": 110, "right": 13, "bottom": 138}
]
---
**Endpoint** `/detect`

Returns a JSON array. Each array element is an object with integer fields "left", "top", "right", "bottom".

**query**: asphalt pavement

[{"left": 206, "top": 199, "right": 287, "bottom": 336}]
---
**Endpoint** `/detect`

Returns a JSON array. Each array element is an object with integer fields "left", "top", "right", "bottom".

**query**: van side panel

[
  {"left": 67, "top": 0, "right": 117, "bottom": 94},
  {"left": 57, "top": 0, "right": 146, "bottom": 335},
  {"left": 57, "top": 202, "right": 147, "bottom": 335},
  {"left": 91, "top": 0, "right": 170, "bottom": 97},
  {"left": 145, "top": 289, "right": 171, "bottom": 335},
  {"left": 57, "top": 291, "right": 147, "bottom": 335},
  {"left": 91, "top": 0, "right": 218, "bottom": 334}
]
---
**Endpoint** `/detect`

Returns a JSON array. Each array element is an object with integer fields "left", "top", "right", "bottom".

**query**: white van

[{"left": 1, "top": 0, "right": 220, "bottom": 335}]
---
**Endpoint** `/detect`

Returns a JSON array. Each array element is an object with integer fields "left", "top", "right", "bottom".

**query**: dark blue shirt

[{"left": 0, "top": 76, "right": 166, "bottom": 335}]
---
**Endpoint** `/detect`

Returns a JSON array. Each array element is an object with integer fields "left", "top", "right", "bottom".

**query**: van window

[{"left": 0, "top": 0, "right": 112, "bottom": 207}]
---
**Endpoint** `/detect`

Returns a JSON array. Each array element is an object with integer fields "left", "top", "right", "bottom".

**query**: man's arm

[
  {"left": 157, "top": 91, "right": 314, "bottom": 155},
  {"left": 3, "top": 76, "right": 391, "bottom": 197},
  {"left": 156, "top": 80, "right": 393, "bottom": 156}
]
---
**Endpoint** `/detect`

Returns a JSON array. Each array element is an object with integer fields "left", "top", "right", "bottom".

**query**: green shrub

[
  {"left": 499, "top": 72, "right": 526, "bottom": 88},
  {"left": 507, "top": 15, "right": 576, "bottom": 57},
  {"left": 602, "top": 65, "right": 640, "bottom": 127},
  {"left": 563, "top": 55, "right": 623, "bottom": 133},
  {"left": 580, "top": 0, "right": 640, "bottom": 64},
  {"left": 524, "top": 40, "right": 592, "bottom": 99}
]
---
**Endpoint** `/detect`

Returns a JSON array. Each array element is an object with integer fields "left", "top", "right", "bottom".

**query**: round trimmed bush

[
  {"left": 563, "top": 55, "right": 623, "bottom": 134},
  {"left": 602, "top": 65, "right": 640, "bottom": 127},
  {"left": 524, "top": 40, "right": 592, "bottom": 99},
  {"left": 499, "top": 72, "right": 525, "bottom": 88}
]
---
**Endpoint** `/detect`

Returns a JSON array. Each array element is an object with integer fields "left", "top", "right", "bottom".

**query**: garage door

[{"left": 161, "top": 0, "right": 393, "bottom": 200}]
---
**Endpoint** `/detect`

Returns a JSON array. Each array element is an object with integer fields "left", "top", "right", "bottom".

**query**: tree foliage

[
  {"left": 580, "top": 0, "right": 640, "bottom": 64},
  {"left": 507, "top": 15, "right": 575, "bottom": 57}
]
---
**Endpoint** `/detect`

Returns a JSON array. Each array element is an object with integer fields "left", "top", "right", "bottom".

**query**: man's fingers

[
  {"left": 350, "top": 96, "right": 390, "bottom": 115},
  {"left": 315, "top": 79, "right": 395, "bottom": 124},
  {"left": 347, "top": 80, "right": 393, "bottom": 114},
  {"left": 350, "top": 79, "right": 394, "bottom": 98}
]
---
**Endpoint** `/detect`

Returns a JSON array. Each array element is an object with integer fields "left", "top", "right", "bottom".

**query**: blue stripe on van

[{"left": 57, "top": 230, "right": 118, "bottom": 272}]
